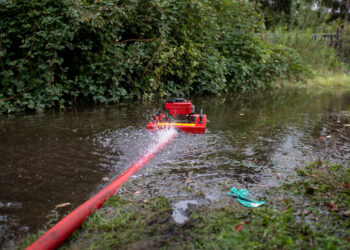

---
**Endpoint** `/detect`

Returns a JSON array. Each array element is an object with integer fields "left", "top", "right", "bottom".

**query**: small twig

[
  {"left": 21, "top": 24, "right": 36, "bottom": 63},
  {"left": 142, "top": 41, "right": 162, "bottom": 79},
  {"left": 61, "top": 39, "right": 81, "bottom": 49},
  {"left": 141, "top": 20, "right": 166, "bottom": 79},
  {"left": 5, "top": 87, "right": 35, "bottom": 101},
  {"left": 119, "top": 38, "right": 154, "bottom": 43},
  {"left": 0, "top": 28, "right": 4, "bottom": 73}
]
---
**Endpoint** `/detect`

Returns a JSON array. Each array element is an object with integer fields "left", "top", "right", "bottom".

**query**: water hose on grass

[{"left": 27, "top": 129, "right": 178, "bottom": 250}]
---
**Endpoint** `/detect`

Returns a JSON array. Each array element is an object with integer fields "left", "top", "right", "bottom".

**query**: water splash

[
  {"left": 93, "top": 127, "right": 178, "bottom": 179},
  {"left": 149, "top": 127, "right": 178, "bottom": 150}
]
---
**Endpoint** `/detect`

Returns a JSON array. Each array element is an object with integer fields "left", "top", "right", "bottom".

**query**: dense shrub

[
  {"left": 0, "top": 0, "right": 309, "bottom": 114},
  {"left": 268, "top": 28, "right": 344, "bottom": 73}
]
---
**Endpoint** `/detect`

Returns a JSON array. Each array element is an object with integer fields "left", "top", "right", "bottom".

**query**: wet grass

[
  {"left": 19, "top": 161, "right": 350, "bottom": 249},
  {"left": 61, "top": 197, "right": 175, "bottom": 249},
  {"left": 179, "top": 160, "right": 350, "bottom": 249}
]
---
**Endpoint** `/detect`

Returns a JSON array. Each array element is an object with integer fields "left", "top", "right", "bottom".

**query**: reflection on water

[{"left": 1, "top": 86, "right": 350, "bottom": 247}]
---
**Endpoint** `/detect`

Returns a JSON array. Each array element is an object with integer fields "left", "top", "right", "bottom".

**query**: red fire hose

[{"left": 27, "top": 130, "right": 178, "bottom": 250}]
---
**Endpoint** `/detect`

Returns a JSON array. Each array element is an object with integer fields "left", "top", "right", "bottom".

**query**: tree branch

[
  {"left": 5, "top": 87, "right": 35, "bottom": 101},
  {"left": 119, "top": 38, "right": 154, "bottom": 43}
]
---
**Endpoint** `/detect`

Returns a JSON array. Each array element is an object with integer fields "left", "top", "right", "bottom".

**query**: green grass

[
  {"left": 20, "top": 162, "right": 350, "bottom": 249},
  {"left": 187, "top": 161, "right": 350, "bottom": 249},
  {"left": 307, "top": 74, "right": 350, "bottom": 88},
  {"left": 61, "top": 197, "right": 174, "bottom": 249}
]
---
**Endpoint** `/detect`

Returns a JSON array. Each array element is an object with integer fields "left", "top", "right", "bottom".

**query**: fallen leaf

[
  {"left": 283, "top": 198, "right": 290, "bottom": 204},
  {"left": 328, "top": 203, "right": 339, "bottom": 211},
  {"left": 308, "top": 214, "right": 315, "bottom": 220},
  {"left": 316, "top": 160, "right": 322, "bottom": 166},
  {"left": 276, "top": 173, "right": 283, "bottom": 179},
  {"left": 243, "top": 221, "right": 250, "bottom": 225},
  {"left": 302, "top": 209, "right": 309, "bottom": 215},
  {"left": 343, "top": 182, "right": 350, "bottom": 191},
  {"left": 343, "top": 210, "right": 350, "bottom": 217},
  {"left": 55, "top": 202, "right": 71, "bottom": 209},
  {"left": 305, "top": 187, "right": 315, "bottom": 195},
  {"left": 235, "top": 225, "right": 243, "bottom": 232}
]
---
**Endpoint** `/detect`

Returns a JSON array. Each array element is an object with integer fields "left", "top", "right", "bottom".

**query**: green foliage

[
  {"left": 289, "top": 0, "right": 330, "bottom": 31},
  {"left": 269, "top": 28, "right": 343, "bottom": 73},
  {"left": 0, "top": 0, "right": 309, "bottom": 114},
  {"left": 256, "top": 0, "right": 293, "bottom": 28},
  {"left": 254, "top": 0, "right": 342, "bottom": 31}
]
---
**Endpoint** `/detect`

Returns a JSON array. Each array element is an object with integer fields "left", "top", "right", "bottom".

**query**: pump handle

[
  {"left": 198, "top": 109, "right": 204, "bottom": 124},
  {"left": 165, "top": 98, "right": 187, "bottom": 103},
  {"left": 152, "top": 109, "right": 161, "bottom": 121}
]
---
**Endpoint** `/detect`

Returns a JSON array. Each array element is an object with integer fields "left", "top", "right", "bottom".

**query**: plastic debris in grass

[{"left": 227, "top": 187, "right": 265, "bottom": 208}]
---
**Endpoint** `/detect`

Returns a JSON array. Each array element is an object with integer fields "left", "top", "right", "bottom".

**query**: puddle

[{"left": 171, "top": 200, "right": 199, "bottom": 225}]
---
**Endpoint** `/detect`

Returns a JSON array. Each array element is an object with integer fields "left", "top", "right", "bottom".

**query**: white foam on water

[
  {"left": 93, "top": 127, "right": 178, "bottom": 175},
  {"left": 150, "top": 127, "right": 177, "bottom": 150}
]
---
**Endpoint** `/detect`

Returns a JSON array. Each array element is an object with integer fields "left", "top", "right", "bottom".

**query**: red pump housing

[
  {"left": 165, "top": 99, "right": 193, "bottom": 116},
  {"left": 146, "top": 98, "right": 206, "bottom": 134}
]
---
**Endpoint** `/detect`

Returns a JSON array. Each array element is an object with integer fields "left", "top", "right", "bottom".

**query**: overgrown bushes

[
  {"left": 268, "top": 28, "right": 344, "bottom": 73},
  {"left": 0, "top": 0, "right": 309, "bottom": 114}
]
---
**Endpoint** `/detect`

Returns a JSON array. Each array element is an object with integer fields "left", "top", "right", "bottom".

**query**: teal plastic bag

[{"left": 227, "top": 187, "right": 265, "bottom": 208}]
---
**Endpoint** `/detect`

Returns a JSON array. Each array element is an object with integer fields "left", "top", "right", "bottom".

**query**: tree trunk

[{"left": 341, "top": 0, "right": 350, "bottom": 61}]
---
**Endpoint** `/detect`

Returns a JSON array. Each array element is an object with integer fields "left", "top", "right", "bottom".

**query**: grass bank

[
  {"left": 20, "top": 161, "right": 350, "bottom": 249},
  {"left": 307, "top": 73, "right": 350, "bottom": 88}
]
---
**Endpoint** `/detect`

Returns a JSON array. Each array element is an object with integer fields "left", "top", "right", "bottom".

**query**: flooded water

[{"left": 1, "top": 86, "right": 350, "bottom": 247}]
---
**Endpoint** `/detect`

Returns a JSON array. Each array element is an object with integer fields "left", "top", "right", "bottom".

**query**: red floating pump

[
  {"left": 146, "top": 98, "right": 206, "bottom": 134},
  {"left": 164, "top": 98, "right": 194, "bottom": 116}
]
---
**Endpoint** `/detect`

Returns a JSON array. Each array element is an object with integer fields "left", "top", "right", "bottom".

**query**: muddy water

[{"left": 1, "top": 86, "right": 350, "bottom": 247}]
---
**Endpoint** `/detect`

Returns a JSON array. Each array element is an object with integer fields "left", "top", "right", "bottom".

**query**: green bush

[
  {"left": 268, "top": 28, "right": 343, "bottom": 73},
  {"left": 0, "top": 0, "right": 309, "bottom": 114}
]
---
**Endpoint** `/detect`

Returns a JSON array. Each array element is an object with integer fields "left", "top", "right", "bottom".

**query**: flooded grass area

[
  {"left": 2, "top": 85, "right": 350, "bottom": 248},
  {"left": 22, "top": 161, "right": 349, "bottom": 249}
]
